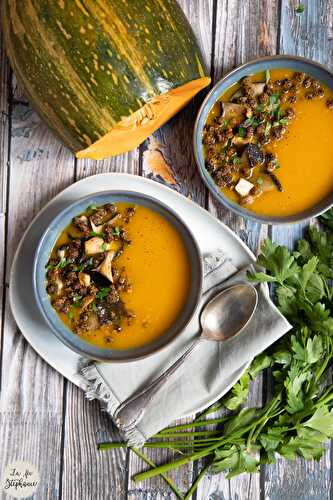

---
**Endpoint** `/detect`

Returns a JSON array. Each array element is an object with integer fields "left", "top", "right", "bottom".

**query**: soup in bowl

[
  {"left": 33, "top": 192, "right": 203, "bottom": 361},
  {"left": 194, "top": 56, "right": 333, "bottom": 224}
]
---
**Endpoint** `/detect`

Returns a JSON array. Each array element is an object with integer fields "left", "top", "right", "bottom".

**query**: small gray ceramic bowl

[
  {"left": 33, "top": 191, "right": 203, "bottom": 362},
  {"left": 194, "top": 55, "right": 333, "bottom": 225}
]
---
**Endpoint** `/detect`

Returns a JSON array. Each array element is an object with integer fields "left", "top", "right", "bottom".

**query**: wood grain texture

[
  {"left": 265, "top": 2, "right": 333, "bottom": 500},
  {"left": 127, "top": 1, "right": 213, "bottom": 497},
  {"left": 198, "top": 1, "right": 279, "bottom": 497},
  {"left": 0, "top": 17, "right": 10, "bottom": 392},
  {"left": 0, "top": 1, "right": 332, "bottom": 499},
  {"left": 61, "top": 154, "right": 139, "bottom": 500},
  {"left": 140, "top": 0, "right": 213, "bottom": 206},
  {"left": 0, "top": 79, "right": 74, "bottom": 498}
]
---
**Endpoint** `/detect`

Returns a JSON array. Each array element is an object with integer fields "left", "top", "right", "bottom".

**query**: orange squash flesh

[{"left": 76, "top": 77, "right": 211, "bottom": 160}]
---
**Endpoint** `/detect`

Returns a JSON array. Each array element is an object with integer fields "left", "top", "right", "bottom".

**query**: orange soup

[
  {"left": 203, "top": 69, "right": 333, "bottom": 217},
  {"left": 46, "top": 202, "right": 191, "bottom": 350}
]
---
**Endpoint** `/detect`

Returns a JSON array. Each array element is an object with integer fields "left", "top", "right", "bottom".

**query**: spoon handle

[{"left": 115, "top": 338, "right": 201, "bottom": 434}]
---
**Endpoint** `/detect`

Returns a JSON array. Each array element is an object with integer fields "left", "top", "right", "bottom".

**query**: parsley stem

[
  {"left": 154, "top": 430, "right": 220, "bottom": 438},
  {"left": 131, "top": 448, "right": 183, "bottom": 500},
  {"left": 184, "top": 461, "right": 211, "bottom": 500},
  {"left": 157, "top": 416, "right": 228, "bottom": 433}
]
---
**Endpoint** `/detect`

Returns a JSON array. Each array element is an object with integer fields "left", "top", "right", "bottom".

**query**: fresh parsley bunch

[{"left": 99, "top": 209, "right": 333, "bottom": 499}]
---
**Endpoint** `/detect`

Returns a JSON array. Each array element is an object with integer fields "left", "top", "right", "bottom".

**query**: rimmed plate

[{"left": 9, "top": 173, "right": 254, "bottom": 416}]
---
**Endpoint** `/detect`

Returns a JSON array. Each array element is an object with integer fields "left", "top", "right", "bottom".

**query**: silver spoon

[{"left": 115, "top": 283, "right": 258, "bottom": 433}]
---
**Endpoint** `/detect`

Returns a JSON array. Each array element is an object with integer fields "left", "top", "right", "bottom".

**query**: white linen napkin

[{"left": 81, "top": 251, "right": 291, "bottom": 446}]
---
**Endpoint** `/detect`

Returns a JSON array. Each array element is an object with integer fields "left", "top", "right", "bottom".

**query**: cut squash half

[{"left": 76, "top": 77, "right": 211, "bottom": 160}]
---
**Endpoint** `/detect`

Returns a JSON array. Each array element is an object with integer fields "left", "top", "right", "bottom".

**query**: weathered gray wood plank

[
  {"left": 61, "top": 152, "right": 139, "bottom": 500},
  {"left": 128, "top": 1, "right": 213, "bottom": 497},
  {"left": 198, "top": 1, "right": 279, "bottom": 498},
  {"left": 0, "top": 18, "right": 10, "bottom": 388},
  {"left": 0, "top": 81, "right": 74, "bottom": 498},
  {"left": 265, "top": 1, "right": 333, "bottom": 499}
]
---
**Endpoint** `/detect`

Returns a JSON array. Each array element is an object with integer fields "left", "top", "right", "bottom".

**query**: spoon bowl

[
  {"left": 201, "top": 284, "right": 258, "bottom": 341},
  {"left": 114, "top": 282, "right": 258, "bottom": 433}
]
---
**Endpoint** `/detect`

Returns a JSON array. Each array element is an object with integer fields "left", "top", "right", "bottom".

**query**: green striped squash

[{"left": 2, "top": 0, "right": 210, "bottom": 159}]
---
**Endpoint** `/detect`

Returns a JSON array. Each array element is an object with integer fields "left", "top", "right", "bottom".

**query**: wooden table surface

[{"left": 0, "top": 1, "right": 332, "bottom": 499}]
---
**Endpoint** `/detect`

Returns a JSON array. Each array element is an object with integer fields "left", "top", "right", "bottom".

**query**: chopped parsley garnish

[
  {"left": 72, "top": 294, "right": 82, "bottom": 305},
  {"left": 243, "top": 117, "right": 254, "bottom": 127},
  {"left": 256, "top": 177, "right": 264, "bottom": 185},
  {"left": 90, "top": 230, "right": 105, "bottom": 238},
  {"left": 264, "top": 122, "right": 272, "bottom": 136},
  {"left": 47, "top": 258, "right": 72, "bottom": 271},
  {"left": 269, "top": 94, "right": 280, "bottom": 110},
  {"left": 256, "top": 103, "right": 265, "bottom": 112},
  {"left": 238, "top": 127, "right": 246, "bottom": 138},
  {"left": 73, "top": 263, "right": 85, "bottom": 272},
  {"left": 112, "top": 227, "right": 121, "bottom": 237},
  {"left": 279, "top": 117, "right": 289, "bottom": 125},
  {"left": 265, "top": 69, "right": 270, "bottom": 84},
  {"left": 96, "top": 287, "right": 110, "bottom": 300},
  {"left": 101, "top": 242, "right": 109, "bottom": 251}
]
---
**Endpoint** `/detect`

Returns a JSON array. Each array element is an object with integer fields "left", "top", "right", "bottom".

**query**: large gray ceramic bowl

[
  {"left": 33, "top": 191, "right": 203, "bottom": 362},
  {"left": 194, "top": 55, "right": 333, "bottom": 225}
]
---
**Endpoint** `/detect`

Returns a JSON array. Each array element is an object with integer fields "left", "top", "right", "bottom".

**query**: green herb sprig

[{"left": 99, "top": 218, "right": 333, "bottom": 498}]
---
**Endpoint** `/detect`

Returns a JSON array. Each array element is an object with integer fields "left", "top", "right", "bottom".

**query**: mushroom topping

[
  {"left": 78, "top": 272, "right": 91, "bottom": 287},
  {"left": 245, "top": 144, "right": 265, "bottom": 168},
  {"left": 89, "top": 212, "right": 122, "bottom": 235},
  {"left": 57, "top": 247, "right": 66, "bottom": 260},
  {"left": 72, "top": 214, "right": 90, "bottom": 236},
  {"left": 96, "top": 251, "right": 116, "bottom": 283},
  {"left": 84, "top": 237, "right": 110, "bottom": 255},
  {"left": 89, "top": 218, "right": 104, "bottom": 235},
  {"left": 221, "top": 102, "right": 248, "bottom": 126},
  {"left": 46, "top": 269, "right": 64, "bottom": 296},
  {"left": 232, "top": 135, "right": 252, "bottom": 146},
  {"left": 245, "top": 81, "right": 265, "bottom": 97},
  {"left": 81, "top": 294, "right": 95, "bottom": 310}
]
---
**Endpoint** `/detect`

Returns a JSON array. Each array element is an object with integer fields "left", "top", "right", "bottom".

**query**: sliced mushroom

[
  {"left": 78, "top": 272, "right": 91, "bottom": 287},
  {"left": 84, "top": 237, "right": 109, "bottom": 255},
  {"left": 89, "top": 218, "right": 104, "bottom": 234},
  {"left": 221, "top": 102, "right": 247, "bottom": 126},
  {"left": 230, "top": 89, "right": 243, "bottom": 102},
  {"left": 96, "top": 251, "right": 116, "bottom": 283},
  {"left": 57, "top": 247, "right": 66, "bottom": 259},
  {"left": 81, "top": 295, "right": 95, "bottom": 310},
  {"left": 232, "top": 136, "right": 252, "bottom": 146},
  {"left": 89, "top": 213, "right": 122, "bottom": 234},
  {"left": 239, "top": 150, "right": 250, "bottom": 168},
  {"left": 245, "top": 81, "right": 265, "bottom": 97}
]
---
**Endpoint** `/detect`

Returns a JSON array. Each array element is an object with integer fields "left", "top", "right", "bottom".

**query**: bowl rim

[
  {"left": 193, "top": 54, "right": 333, "bottom": 225},
  {"left": 32, "top": 190, "right": 203, "bottom": 362}
]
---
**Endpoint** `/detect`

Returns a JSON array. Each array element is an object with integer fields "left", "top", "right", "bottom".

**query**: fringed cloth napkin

[{"left": 81, "top": 251, "right": 291, "bottom": 446}]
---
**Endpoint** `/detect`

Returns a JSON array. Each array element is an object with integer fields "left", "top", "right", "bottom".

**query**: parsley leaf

[
  {"left": 238, "top": 127, "right": 246, "bottom": 138},
  {"left": 96, "top": 287, "right": 110, "bottom": 300}
]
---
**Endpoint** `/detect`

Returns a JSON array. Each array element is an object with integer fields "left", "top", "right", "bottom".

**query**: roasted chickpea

[
  {"left": 284, "top": 107, "right": 296, "bottom": 119},
  {"left": 303, "top": 77, "right": 312, "bottom": 88}
]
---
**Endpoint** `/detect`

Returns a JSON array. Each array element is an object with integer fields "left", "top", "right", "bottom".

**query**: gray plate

[
  {"left": 193, "top": 55, "right": 333, "bottom": 225},
  {"left": 10, "top": 174, "right": 255, "bottom": 416},
  {"left": 33, "top": 191, "right": 203, "bottom": 362}
]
